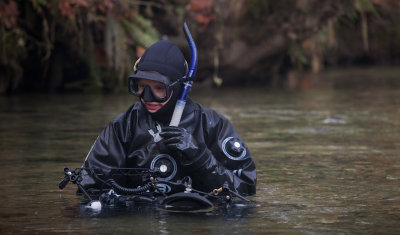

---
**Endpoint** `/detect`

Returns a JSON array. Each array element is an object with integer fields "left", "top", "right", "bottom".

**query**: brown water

[{"left": 0, "top": 81, "right": 399, "bottom": 233}]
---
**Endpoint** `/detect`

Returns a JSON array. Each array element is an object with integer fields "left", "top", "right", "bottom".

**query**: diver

[{"left": 79, "top": 39, "right": 257, "bottom": 199}]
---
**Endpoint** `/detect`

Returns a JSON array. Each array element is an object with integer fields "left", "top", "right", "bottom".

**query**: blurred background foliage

[{"left": 0, "top": 0, "right": 399, "bottom": 94}]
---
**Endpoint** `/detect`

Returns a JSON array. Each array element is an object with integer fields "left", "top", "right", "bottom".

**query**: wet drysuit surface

[{"left": 81, "top": 98, "right": 257, "bottom": 196}]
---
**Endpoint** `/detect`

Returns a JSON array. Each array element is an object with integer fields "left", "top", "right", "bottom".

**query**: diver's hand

[{"left": 159, "top": 126, "right": 199, "bottom": 161}]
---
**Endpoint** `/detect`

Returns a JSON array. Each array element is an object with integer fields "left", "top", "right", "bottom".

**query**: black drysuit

[{"left": 81, "top": 98, "right": 256, "bottom": 196}]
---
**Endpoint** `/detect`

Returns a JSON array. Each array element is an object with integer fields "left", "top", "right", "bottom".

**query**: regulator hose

[{"left": 106, "top": 179, "right": 154, "bottom": 195}]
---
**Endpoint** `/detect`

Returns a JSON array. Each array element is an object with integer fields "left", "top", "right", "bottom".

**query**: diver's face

[{"left": 138, "top": 79, "right": 173, "bottom": 113}]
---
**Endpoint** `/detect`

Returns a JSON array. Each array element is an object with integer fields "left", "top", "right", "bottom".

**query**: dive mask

[{"left": 129, "top": 71, "right": 174, "bottom": 103}]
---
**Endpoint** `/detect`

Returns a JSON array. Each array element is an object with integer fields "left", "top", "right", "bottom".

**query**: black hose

[
  {"left": 107, "top": 179, "right": 154, "bottom": 195},
  {"left": 58, "top": 176, "right": 69, "bottom": 189}
]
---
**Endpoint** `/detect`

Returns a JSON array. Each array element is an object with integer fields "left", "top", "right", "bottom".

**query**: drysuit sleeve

[
  {"left": 184, "top": 111, "right": 257, "bottom": 196},
  {"left": 79, "top": 115, "right": 129, "bottom": 191}
]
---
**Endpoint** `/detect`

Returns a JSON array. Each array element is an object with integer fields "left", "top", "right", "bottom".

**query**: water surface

[{"left": 0, "top": 78, "right": 399, "bottom": 233}]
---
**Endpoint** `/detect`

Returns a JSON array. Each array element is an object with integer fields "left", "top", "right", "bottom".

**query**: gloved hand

[{"left": 159, "top": 126, "right": 200, "bottom": 162}]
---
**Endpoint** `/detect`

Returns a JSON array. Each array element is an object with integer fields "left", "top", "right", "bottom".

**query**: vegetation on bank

[{"left": 1, "top": 0, "right": 399, "bottom": 94}]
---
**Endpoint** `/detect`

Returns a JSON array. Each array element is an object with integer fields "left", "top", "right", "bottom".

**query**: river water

[{"left": 1, "top": 71, "right": 399, "bottom": 234}]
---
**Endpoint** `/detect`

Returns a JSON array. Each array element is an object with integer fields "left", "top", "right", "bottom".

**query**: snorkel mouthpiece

[{"left": 169, "top": 22, "right": 198, "bottom": 126}]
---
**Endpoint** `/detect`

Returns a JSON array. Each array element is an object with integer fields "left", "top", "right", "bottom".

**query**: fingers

[
  {"left": 158, "top": 126, "right": 188, "bottom": 151},
  {"left": 161, "top": 126, "right": 182, "bottom": 132},
  {"left": 159, "top": 131, "right": 181, "bottom": 138},
  {"left": 159, "top": 126, "right": 185, "bottom": 138},
  {"left": 162, "top": 136, "right": 180, "bottom": 145}
]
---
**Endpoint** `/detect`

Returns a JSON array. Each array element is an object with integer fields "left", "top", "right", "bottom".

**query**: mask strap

[{"left": 133, "top": 57, "right": 141, "bottom": 71}]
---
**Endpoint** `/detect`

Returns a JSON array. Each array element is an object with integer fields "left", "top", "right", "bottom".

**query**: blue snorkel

[{"left": 169, "top": 22, "right": 198, "bottom": 127}]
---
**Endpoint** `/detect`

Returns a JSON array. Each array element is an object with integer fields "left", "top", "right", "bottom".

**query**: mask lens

[
  {"left": 139, "top": 80, "right": 167, "bottom": 99},
  {"left": 129, "top": 78, "right": 170, "bottom": 102},
  {"left": 129, "top": 78, "right": 142, "bottom": 96}
]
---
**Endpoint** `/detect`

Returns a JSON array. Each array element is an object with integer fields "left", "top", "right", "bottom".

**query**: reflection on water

[{"left": 0, "top": 82, "right": 400, "bottom": 233}]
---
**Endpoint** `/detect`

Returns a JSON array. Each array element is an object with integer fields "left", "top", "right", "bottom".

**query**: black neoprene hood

[{"left": 129, "top": 40, "right": 187, "bottom": 83}]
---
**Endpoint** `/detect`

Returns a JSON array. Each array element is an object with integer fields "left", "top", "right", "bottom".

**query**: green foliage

[
  {"left": 0, "top": 26, "right": 26, "bottom": 93},
  {"left": 338, "top": 0, "right": 380, "bottom": 28},
  {"left": 245, "top": 0, "right": 273, "bottom": 23},
  {"left": 289, "top": 44, "right": 309, "bottom": 69},
  {"left": 2, "top": 0, "right": 400, "bottom": 93},
  {"left": 357, "top": 0, "right": 380, "bottom": 17},
  {"left": 0, "top": 0, "right": 161, "bottom": 94},
  {"left": 121, "top": 14, "right": 158, "bottom": 48}
]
